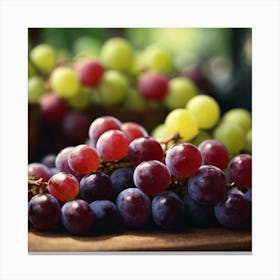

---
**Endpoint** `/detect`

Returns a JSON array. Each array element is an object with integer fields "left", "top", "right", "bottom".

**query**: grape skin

[
  {"left": 152, "top": 191, "right": 184, "bottom": 230},
  {"left": 28, "top": 162, "right": 51, "bottom": 182},
  {"left": 116, "top": 188, "right": 151, "bottom": 228},
  {"left": 188, "top": 165, "right": 227, "bottom": 205},
  {"left": 61, "top": 199, "right": 94, "bottom": 235}
]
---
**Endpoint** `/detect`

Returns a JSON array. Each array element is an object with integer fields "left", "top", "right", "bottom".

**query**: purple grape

[
  {"left": 28, "top": 162, "right": 51, "bottom": 182},
  {"left": 152, "top": 191, "right": 184, "bottom": 230},
  {"left": 28, "top": 194, "right": 61, "bottom": 230},
  {"left": 79, "top": 172, "right": 113, "bottom": 202},
  {"left": 183, "top": 194, "right": 218, "bottom": 227},
  {"left": 61, "top": 199, "right": 94, "bottom": 235},
  {"left": 127, "top": 137, "right": 164, "bottom": 167},
  {"left": 109, "top": 167, "right": 135, "bottom": 200},
  {"left": 133, "top": 160, "right": 171, "bottom": 196},
  {"left": 41, "top": 153, "right": 56, "bottom": 168},
  {"left": 90, "top": 200, "right": 121, "bottom": 232},
  {"left": 116, "top": 188, "right": 151, "bottom": 228},
  {"left": 227, "top": 154, "right": 252, "bottom": 188},
  {"left": 214, "top": 189, "right": 251, "bottom": 229},
  {"left": 188, "top": 165, "right": 227, "bottom": 205}
]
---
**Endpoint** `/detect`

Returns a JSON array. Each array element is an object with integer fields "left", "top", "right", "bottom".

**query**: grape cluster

[{"left": 28, "top": 115, "right": 252, "bottom": 235}]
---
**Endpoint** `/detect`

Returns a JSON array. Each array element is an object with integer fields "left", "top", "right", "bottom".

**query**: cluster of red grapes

[{"left": 28, "top": 115, "right": 252, "bottom": 235}]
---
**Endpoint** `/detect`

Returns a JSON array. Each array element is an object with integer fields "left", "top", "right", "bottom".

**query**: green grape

[
  {"left": 222, "top": 108, "right": 252, "bottom": 133},
  {"left": 122, "top": 87, "right": 147, "bottom": 110},
  {"left": 73, "top": 36, "right": 101, "bottom": 58},
  {"left": 90, "top": 88, "right": 103, "bottom": 105},
  {"left": 100, "top": 37, "right": 134, "bottom": 71},
  {"left": 50, "top": 67, "right": 80, "bottom": 98},
  {"left": 97, "top": 70, "right": 128, "bottom": 105},
  {"left": 143, "top": 45, "right": 172, "bottom": 73},
  {"left": 30, "top": 44, "right": 57, "bottom": 73},
  {"left": 186, "top": 94, "right": 220, "bottom": 129},
  {"left": 67, "top": 87, "right": 91, "bottom": 110},
  {"left": 28, "top": 62, "right": 37, "bottom": 78},
  {"left": 164, "top": 77, "right": 197, "bottom": 109},
  {"left": 213, "top": 122, "right": 246, "bottom": 156},
  {"left": 165, "top": 108, "right": 199, "bottom": 141},
  {"left": 191, "top": 130, "right": 212, "bottom": 147},
  {"left": 151, "top": 123, "right": 169, "bottom": 141},
  {"left": 28, "top": 76, "right": 46, "bottom": 103},
  {"left": 244, "top": 129, "right": 252, "bottom": 153}
]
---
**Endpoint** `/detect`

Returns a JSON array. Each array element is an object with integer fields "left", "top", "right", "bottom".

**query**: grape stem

[{"left": 160, "top": 132, "right": 182, "bottom": 152}]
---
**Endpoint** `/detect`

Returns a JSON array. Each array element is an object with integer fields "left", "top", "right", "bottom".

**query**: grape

[
  {"left": 164, "top": 108, "right": 199, "bottom": 141},
  {"left": 96, "top": 130, "right": 129, "bottom": 162},
  {"left": 50, "top": 66, "right": 80, "bottom": 97},
  {"left": 73, "top": 36, "right": 101, "bottom": 58},
  {"left": 188, "top": 165, "right": 227, "bottom": 205},
  {"left": 213, "top": 122, "right": 246, "bottom": 156},
  {"left": 76, "top": 58, "right": 104, "bottom": 87},
  {"left": 186, "top": 94, "right": 220, "bottom": 129},
  {"left": 67, "top": 87, "right": 91, "bottom": 110},
  {"left": 138, "top": 71, "right": 169, "bottom": 101},
  {"left": 214, "top": 189, "right": 251, "bottom": 229},
  {"left": 88, "top": 116, "right": 122, "bottom": 147},
  {"left": 40, "top": 93, "right": 69, "bottom": 125},
  {"left": 227, "top": 154, "right": 252, "bottom": 188},
  {"left": 28, "top": 163, "right": 51, "bottom": 182},
  {"left": 122, "top": 87, "right": 147, "bottom": 110},
  {"left": 79, "top": 172, "right": 112, "bottom": 202},
  {"left": 165, "top": 143, "right": 202, "bottom": 178},
  {"left": 55, "top": 146, "right": 76, "bottom": 174},
  {"left": 97, "top": 70, "right": 128, "bottom": 105},
  {"left": 244, "top": 189, "right": 252, "bottom": 203},
  {"left": 244, "top": 129, "right": 252, "bottom": 153},
  {"left": 151, "top": 123, "right": 169, "bottom": 142},
  {"left": 133, "top": 160, "right": 171, "bottom": 196},
  {"left": 183, "top": 194, "right": 217, "bottom": 227},
  {"left": 222, "top": 108, "right": 252, "bottom": 133},
  {"left": 143, "top": 45, "right": 172, "bottom": 73},
  {"left": 61, "top": 199, "right": 94, "bottom": 235},
  {"left": 127, "top": 137, "right": 164, "bottom": 167},
  {"left": 28, "top": 194, "right": 61, "bottom": 230},
  {"left": 47, "top": 172, "right": 79, "bottom": 202},
  {"left": 28, "top": 62, "right": 37, "bottom": 78},
  {"left": 116, "top": 188, "right": 151, "bottom": 228},
  {"left": 41, "top": 154, "right": 56, "bottom": 168},
  {"left": 89, "top": 200, "right": 120, "bottom": 232},
  {"left": 67, "top": 144, "right": 100, "bottom": 175},
  {"left": 121, "top": 122, "right": 148, "bottom": 144},
  {"left": 62, "top": 112, "right": 90, "bottom": 145},
  {"left": 198, "top": 139, "right": 230, "bottom": 170},
  {"left": 164, "top": 77, "right": 197, "bottom": 110},
  {"left": 152, "top": 191, "right": 184, "bottom": 230},
  {"left": 28, "top": 77, "right": 46, "bottom": 103},
  {"left": 100, "top": 37, "right": 134, "bottom": 71},
  {"left": 30, "top": 44, "right": 56, "bottom": 73},
  {"left": 110, "top": 167, "right": 135, "bottom": 200},
  {"left": 191, "top": 130, "right": 212, "bottom": 147}
]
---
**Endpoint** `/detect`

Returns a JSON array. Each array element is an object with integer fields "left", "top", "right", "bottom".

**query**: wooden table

[{"left": 28, "top": 227, "right": 251, "bottom": 252}]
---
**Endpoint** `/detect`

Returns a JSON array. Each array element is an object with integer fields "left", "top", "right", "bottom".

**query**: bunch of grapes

[{"left": 28, "top": 115, "right": 252, "bottom": 235}]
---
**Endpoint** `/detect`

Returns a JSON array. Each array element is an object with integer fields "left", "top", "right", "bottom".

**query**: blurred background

[{"left": 28, "top": 28, "right": 252, "bottom": 162}]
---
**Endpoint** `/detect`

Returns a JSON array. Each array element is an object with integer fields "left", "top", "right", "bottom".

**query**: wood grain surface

[{"left": 28, "top": 227, "right": 251, "bottom": 252}]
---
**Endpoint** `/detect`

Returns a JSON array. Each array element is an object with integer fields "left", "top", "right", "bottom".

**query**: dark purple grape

[
  {"left": 41, "top": 154, "right": 56, "bottom": 168},
  {"left": 79, "top": 172, "right": 113, "bottom": 202},
  {"left": 183, "top": 194, "right": 218, "bottom": 227},
  {"left": 133, "top": 160, "right": 171, "bottom": 196},
  {"left": 127, "top": 137, "right": 164, "bottom": 167},
  {"left": 152, "top": 191, "right": 184, "bottom": 230},
  {"left": 227, "top": 154, "right": 252, "bottom": 188},
  {"left": 61, "top": 199, "right": 94, "bottom": 235},
  {"left": 28, "top": 193, "right": 61, "bottom": 230},
  {"left": 110, "top": 167, "right": 135, "bottom": 200},
  {"left": 188, "top": 165, "right": 227, "bottom": 205},
  {"left": 116, "top": 188, "right": 151, "bottom": 228},
  {"left": 90, "top": 200, "right": 121, "bottom": 232},
  {"left": 214, "top": 189, "right": 251, "bottom": 229},
  {"left": 244, "top": 189, "right": 252, "bottom": 203}
]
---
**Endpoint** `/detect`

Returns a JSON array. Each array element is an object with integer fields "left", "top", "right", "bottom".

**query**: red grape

[
  {"left": 68, "top": 144, "right": 100, "bottom": 175},
  {"left": 121, "top": 122, "right": 148, "bottom": 144},
  {"left": 28, "top": 163, "right": 51, "bottom": 181}
]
